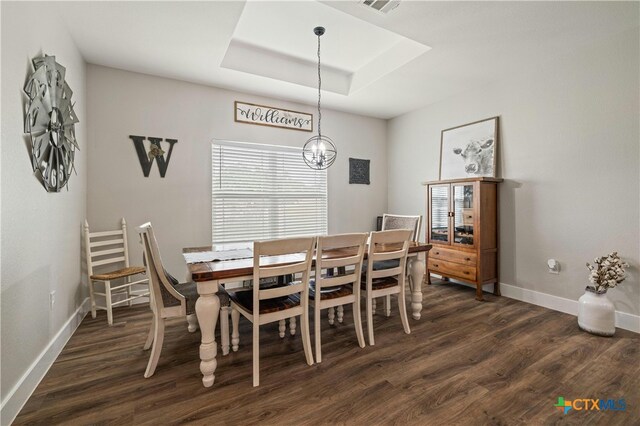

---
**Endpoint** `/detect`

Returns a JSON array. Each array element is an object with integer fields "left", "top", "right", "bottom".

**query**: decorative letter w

[{"left": 129, "top": 135, "right": 178, "bottom": 178}]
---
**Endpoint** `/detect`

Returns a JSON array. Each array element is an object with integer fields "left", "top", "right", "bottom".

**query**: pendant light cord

[{"left": 317, "top": 33, "right": 322, "bottom": 139}]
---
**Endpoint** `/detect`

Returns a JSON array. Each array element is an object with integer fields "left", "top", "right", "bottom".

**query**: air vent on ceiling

[{"left": 360, "top": 0, "right": 400, "bottom": 14}]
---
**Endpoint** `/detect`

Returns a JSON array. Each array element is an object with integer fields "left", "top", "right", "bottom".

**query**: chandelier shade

[{"left": 302, "top": 26, "right": 337, "bottom": 170}]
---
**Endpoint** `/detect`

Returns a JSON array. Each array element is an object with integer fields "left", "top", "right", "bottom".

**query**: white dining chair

[
  {"left": 138, "top": 222, "right": 230, "bottom": 378},
  {"left": 378, "top": 214, "right": 421, "bottom": 316},
  {"left": 362, "top": 229, "right": 412, "bottom": 346},
  {"left": 311, "top": 233, "right": 367, "bottom": 363},
  {"left": 227, "top": 236, "right": 315, "bottom": 386},
  {"left": 84, "top": 218, "right": 149, "bottom": 325}
]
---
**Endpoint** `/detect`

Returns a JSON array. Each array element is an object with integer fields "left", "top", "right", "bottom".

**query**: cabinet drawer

[
  {"left": 430, "top": 246, "right": 476, "bottom": 266},
  {"left": 428, "top": 258, "right": 476, "bottom": 281}
]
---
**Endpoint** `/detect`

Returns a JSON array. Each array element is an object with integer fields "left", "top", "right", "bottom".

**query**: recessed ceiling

[
  {"left": 221, "top": 1, "right": 429, "bottom": 95},
  {"left": 51, "top": 1, "right": 639, "bottom": 119}
]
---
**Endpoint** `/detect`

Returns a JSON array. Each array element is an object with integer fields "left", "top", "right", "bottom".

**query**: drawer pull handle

[
  {"left": 465, "top": 257, "right": 471, "bottom": 261},
  {"left": 435, "top": 252, "right": 439, "bottom": 255},
  {"left": 464, "top": 271, "right": 469, "bottom": 275},
  {"left": 434, "top": 264, "right": 439, "bottom": 267}
]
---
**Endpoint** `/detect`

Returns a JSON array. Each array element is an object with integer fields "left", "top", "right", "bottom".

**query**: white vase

[{"left": 577, "top": 287, "right": 615, "bottom": 336}]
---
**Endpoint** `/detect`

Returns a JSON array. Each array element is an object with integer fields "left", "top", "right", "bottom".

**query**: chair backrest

[
  {"left": 314, "top": 233, "right": 368, "bottom": 295},
  {"left": 366, "top": 229, "right": 412, "bottom": 282},
  {"left": 84, "top": 218, "right": 131, "bottom": 277},
  {"left": 137, "top": 223, "right": 186, "bottom": 317},
  {"left": 252, "top": 236, "right": 316, "bottom": 313},
  {"left": 381, "top": 214, "right": 422, "bottom": 243}
]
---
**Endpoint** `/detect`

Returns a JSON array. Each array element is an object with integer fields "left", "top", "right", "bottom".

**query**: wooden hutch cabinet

[{"left": 423, "top": 177, "right": 502, "bottom": 300}]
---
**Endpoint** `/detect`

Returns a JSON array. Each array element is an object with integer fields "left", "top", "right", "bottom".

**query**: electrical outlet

[
  {"left": 50, "top": 291, "right": 56, "bottom": 309},
  {"left": 547, "top": 259, "right": 560, "bottom": 274}
]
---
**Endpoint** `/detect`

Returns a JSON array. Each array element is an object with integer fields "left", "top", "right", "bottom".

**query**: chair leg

[
  {"left": 186, "top": 314, "right": 198, "bottom": 333},
  {"left": 105, "top": 281, "right": 113, "bottom": 326},
  {"left": 366, "top": 294, "right": 375, "bottom": 346},
  {"left": 126, "top": 279, "right": 132, "bottom": 307},
  {"left": 289, "top": 316, "right": 297, "bottom": 336},
  {"left": 328, "top": 307, "right": 335, "bottom": 325},
  {"left": 143, "top": 313, "right": 156, "bottom": 350},
  {"left": 398, "top": 291, "right": 411, "bottom": 335},
  {"left": 144, "top": 317, "right": 165, "bottom": 378},
  {"left": 231, "top": 308, "right": 240, "bottom": 352},
  {"left": 220, "top": 306, "right": 230, "bottom": 356},
  {"left": 353, "top": 299, "right": 365, "bottom": 348},
  {"left": 252, "top": 322, "right": 260, "bottom": 387},
  {"left": 337, "top": 305, "right": 344, "bottom": 323},
  {"left": 300, "top": 314, "right": 314, "bottom": 366},
  {"left": 89, "top": 281, "right": 97, "bottom": 319},
  {"left": 385, "top": 295, "right": 391, "bottom": 317},
  {"left": 278, "top": 319, "right": 286, "bottom": 338},
  {"left": 314, "top": 305, "right": 322, "bottom": 363}
]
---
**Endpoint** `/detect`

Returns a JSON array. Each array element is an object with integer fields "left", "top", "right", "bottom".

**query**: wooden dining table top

[{"left": 184, "top": 241, "right": 432, "bottom": 282}]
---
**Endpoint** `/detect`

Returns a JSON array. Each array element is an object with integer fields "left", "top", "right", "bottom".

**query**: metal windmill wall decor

[{"left": 24, "top": 54, "right": 79, "bottom": 192}]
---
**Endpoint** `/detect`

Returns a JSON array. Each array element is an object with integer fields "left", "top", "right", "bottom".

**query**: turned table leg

[
  {"left": 195, "top": 280, "right": 220, "bottom": 388},
  {"left": 409, "top": 254, "right": 426, "bottom": 320}
]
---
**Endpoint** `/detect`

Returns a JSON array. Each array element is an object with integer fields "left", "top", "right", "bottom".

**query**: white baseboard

[
  {"left": 429, "top": 275, "right": 639, "bottom": 334},
  {"left": 499, "top": 283, "right": 639, "bottom": 334},
  {"left": 0, "top": 298, "right": 90, "bottom": 425}
]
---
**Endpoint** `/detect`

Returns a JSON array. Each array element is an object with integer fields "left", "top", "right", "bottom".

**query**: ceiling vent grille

[{"left": 360, "top": 0, "right": 400, "bottom": 14}]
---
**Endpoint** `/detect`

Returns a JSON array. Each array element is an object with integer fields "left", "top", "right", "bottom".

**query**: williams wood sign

[{"left": 234, "top": 101, "right": 313, "bottom": 132}]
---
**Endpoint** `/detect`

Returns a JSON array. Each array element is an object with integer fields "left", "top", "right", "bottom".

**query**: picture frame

[
  {"left": 349, "top": 158, "right": 370, "bottom": 185},
  {"left": 234, "top": 101, "right": 313, "bottom": 132},
  {"left": 439, "top": 116, "right": 499, "bottom": 180}
]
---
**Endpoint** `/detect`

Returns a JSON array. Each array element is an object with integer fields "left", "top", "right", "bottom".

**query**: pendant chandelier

[{"left": 303, "top": 26, "right": 337, "bottom": 170}]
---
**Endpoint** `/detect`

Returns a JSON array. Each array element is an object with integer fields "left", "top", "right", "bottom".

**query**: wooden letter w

[{"left": 129, "top": 135, "right": 178, "bottom": 178}]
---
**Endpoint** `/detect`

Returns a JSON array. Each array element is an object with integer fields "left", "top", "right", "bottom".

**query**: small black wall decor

[
  {"left": 349, "top": 158, "right": 370, "bottom": 185},
  {"left": 129, "top": 135, "right": 178, "bottom": 178}
]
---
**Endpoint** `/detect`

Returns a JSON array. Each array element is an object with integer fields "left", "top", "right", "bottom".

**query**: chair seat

[
  {"left": 309, "top": 282, "right": 353, "bottom": 300},
  {"left": 362, "top": 259, "right": 400, "bottom": 271},
  {"left": 90, "top": 265, "right": 146, "bottom": 281},
  {"left": 227, "top": 287, "right": 300, "bottom": 314},
  {"left": 360, "top": 276, "right": 399, "bottom": 290},
  {"left": 165, "top": 281, "right": 230, "bottom": 315}
]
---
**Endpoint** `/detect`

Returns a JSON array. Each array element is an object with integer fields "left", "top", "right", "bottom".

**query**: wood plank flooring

[{"left": 14, "top": 281, "right": 640, "bottom": 425}]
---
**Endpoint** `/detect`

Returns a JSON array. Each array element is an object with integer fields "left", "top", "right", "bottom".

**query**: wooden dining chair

[
  {"left": 362, "top": 229, "right": 412, "bottom": 346},
  {"left": 378, "top": 214, "right": 422, "bottom": 316},
  {"left": 138, "top": 222, "right": 230, "bottom": 378},
  {"left": 311, "top": 233, "right": 367, "bottom": 363},
  {"left": 84, "top": 218, "right": 149, "bottom": 325},
  {"left": 227, "top": 236, "right": 315, "bottom": 386}
]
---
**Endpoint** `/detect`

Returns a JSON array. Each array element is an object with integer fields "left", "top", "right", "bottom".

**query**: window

[{"left": 212, "top": 141, "right": 328, "bottom": 244}]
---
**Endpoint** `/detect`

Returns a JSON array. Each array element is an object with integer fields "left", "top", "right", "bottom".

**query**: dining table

[{"left": 183, "top": 240, "right": 432, "bottom": 388}]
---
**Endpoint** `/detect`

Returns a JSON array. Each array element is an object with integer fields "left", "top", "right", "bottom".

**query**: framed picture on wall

[{"left": 439, "top": 116, "right": 499, "bottom": 180}]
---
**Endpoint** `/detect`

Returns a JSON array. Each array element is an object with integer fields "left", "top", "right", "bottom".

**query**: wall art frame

[
  {"left": 439, "top": 116, "right": 499, "bottom": 180},
  {"left": 234, "top": 101, "right": 313, "bottom": 132}
]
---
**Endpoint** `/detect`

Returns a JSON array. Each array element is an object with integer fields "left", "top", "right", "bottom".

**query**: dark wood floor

[{"left": 15, "top": 281, "right": 639, "bottom": 425}]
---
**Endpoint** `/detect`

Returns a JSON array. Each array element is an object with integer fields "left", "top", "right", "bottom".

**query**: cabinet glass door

[
  {"left": 453, "top": 184, "right": 474, "bottom": 246},
  {"left": 430, "top": 185, "right": 450, "bottom": 243}
]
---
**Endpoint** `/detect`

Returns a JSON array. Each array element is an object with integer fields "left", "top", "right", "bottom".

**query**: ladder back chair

[
  {"left": 138, "top": 222, "right": 230, "bottom": 378},
  {"left": 362, "top": 229, "right": 412, "bottom": 346},
  {"left": 379, "top": 214, "right": 422, "bottom": 316},
  {"left": 84, "top": 218, "right": 149, "bottom": 325},
  {"left": 312, "top": 233, "right": 367, "bottom": 363},
  {"left": 227, "top": 236, "right": 315, "bottom": 386}
]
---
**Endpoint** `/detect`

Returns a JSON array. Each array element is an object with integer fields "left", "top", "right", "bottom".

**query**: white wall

[
  {"left": 86, "top": 65, "right": 387, "bottom": 279},
  {"left": 1, "top": 0, "right": 87, "bottom": 415},
  {"left": 387, "top": 27, "right": 640, "bottom": 316}
]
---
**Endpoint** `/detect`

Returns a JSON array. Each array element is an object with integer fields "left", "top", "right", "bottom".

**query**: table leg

[
  {"left": 195, "top": 280, "right": 220, "bottom": 388},
  {"left": 409, "top": 254, "right": 425, "bottom": 320}
]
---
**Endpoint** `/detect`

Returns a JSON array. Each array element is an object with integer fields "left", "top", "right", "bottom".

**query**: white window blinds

[{"left": 212, "top": 141, "right": 328, "bottom": 244}]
